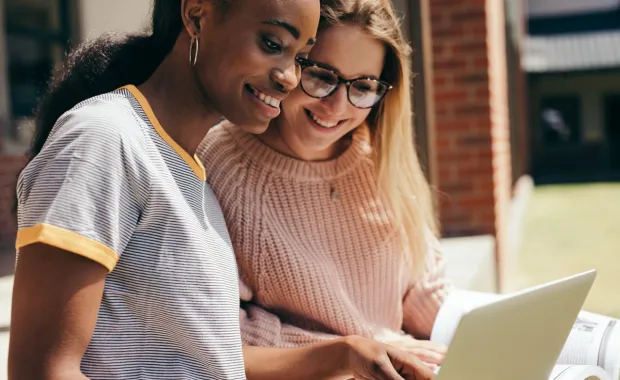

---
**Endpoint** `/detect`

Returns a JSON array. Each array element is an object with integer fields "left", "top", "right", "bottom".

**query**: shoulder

[
  {"left": 197, "top": 120, "right": 246, "bottom": 168},
  {"left": 22, "top": 90, "right": 152, "bottom": 188},
  {"left": 199, "top": 120, "right": 240, "bottom": 151},
  {"left": 49, "top": 90, "right": 148, "bottom": 149}
]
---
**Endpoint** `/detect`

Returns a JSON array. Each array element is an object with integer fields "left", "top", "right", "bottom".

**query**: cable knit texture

[{"left": 197, "top": 121, "right": 452, "bottom": 348}]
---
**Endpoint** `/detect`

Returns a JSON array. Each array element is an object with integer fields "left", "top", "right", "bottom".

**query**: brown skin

[
  {"left": 9, "top": 1, "right": 434, "bottom": 379},
  {"left": 9, "top": 245, "right": 107, "bottom": 380}
]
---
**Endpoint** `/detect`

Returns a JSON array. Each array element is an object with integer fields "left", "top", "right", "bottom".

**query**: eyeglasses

[{"left": 296, "top": 57, "right": 393, "bottom": 109}]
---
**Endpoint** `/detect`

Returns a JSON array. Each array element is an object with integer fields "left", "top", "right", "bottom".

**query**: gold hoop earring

[{"left": 189, "top": 36, "right": 199, "bottom": 67}]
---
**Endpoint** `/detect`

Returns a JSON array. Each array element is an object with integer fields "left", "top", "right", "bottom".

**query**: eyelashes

[
  {"left": 260, "top": 34, "right": 310, "bottom": 71},
  {"left": 261, "top": 35, "right": 282, "bottom": 53}
]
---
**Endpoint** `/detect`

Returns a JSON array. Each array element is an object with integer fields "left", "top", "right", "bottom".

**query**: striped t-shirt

[{"left": 16, "top": 85, "right": 246, "bottom": 379}]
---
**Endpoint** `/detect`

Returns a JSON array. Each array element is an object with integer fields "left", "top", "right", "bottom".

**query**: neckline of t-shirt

[{"left": 119, "top": 84, "right": 207, "bottom": 182}]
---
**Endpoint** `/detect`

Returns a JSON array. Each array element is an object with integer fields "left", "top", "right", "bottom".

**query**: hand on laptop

[
  {"left": 344, "top": 335, "right": 435, "bottom": 379},
  {"left": 385, "top": 336, "right": 446, "bottom": 370}
]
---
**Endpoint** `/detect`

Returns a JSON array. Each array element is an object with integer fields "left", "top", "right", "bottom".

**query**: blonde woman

[{"left": 198, "top": 0, "right": 451, "bottom": 370}]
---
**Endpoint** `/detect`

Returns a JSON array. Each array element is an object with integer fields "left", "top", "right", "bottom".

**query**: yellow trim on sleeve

[
  {"left": 119, "top": 85, "right": 207, "bottom": 181},
  {"left": 16, "top": 224, "right": 119, "bottom": 272}
]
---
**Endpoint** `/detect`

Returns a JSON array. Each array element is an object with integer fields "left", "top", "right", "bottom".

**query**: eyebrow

[
  {"left": 262, "top": 19, "right": 316, "bottom": 46},
  {"left": 315, "top": 60, "right": 339, "bottom": 73},
  {"left": 313, "top": 59, "right": 381, "bottom": 81}
]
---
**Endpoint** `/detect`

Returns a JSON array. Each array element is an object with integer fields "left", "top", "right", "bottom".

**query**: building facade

[{"left": 524, "top": 0, "right": 620, "bottom": 179}]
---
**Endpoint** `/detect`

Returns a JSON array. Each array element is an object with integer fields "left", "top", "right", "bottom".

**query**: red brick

[
  {"left": 442, "top": 216, "right": 474, "bottom": 228},
  {"left": 452, "top": 7, "right": 486, "bottom": 23},
  {"left": 431, "top": 13, "right": 447, "bottom": 27},
  {"left": 434, "top": 76, "right": 448, "bottom": 87},
  {"left": 472, "top": 57, "right": 489, "bottom": 69},
  {"left": 429, "top": 0, "right": 514, "bottom": 282},
  {"left": 0, "top": 155, "right": 27, "bottom": 247},
  {"left": 434, "top": 78, "right": 458, "bottom": 94},
  {"left": 454, "top": 104, "right": 490, "bottom": 116},
  {"left": 470, "top": 25, "right": 487, "bottom": 37},
  {"left": 456, "top": 168, "right": 494, "bottom": 183},
  {"left": 477, "top": 210, "right": 497, "bottom": 226},
  {"left": 432, "top": 0, "right": 465, "bottom": 6},
  {"left": 457, "top": 72, "right": 488, "bottom": 84},
  {"left": 433, "top": 104, "right": 453, "bottom": 118},
  {"left": 433, "top": 59, "right": 467, "bottom": 71},
  {"left": 438, "top": 150, "right": 475, "bottom": 163},
  {"left": 459, "top": 133, "right": 492, "bottom": 146},
  {"left": 434, "top": 90, "right": 468, "bottom": 103},
  {"left": 473, "top": 149, "right": 494, "bottom": 163},
  {"left": 457, "top": 195, "right": 493, "bottom": 208},
  {"left": 441, "top": 181, "right": 474, "bottom": 193},
  {"left": 436, "top": 136, "right": 457, "bottom": 150},
  {"left": 453, "top": 41, "right": 487, "bottom": 54},
  {"left": 465, "top": 116, "right": 493, "bottom": 132},
  {"left": 436, "top": 121, "right": 471, "bottom": 132},
  {"left": 432, "top": 44, "right": 450, "bottom": 58},
  {"left": 438, "top": 167, "right": 455, "bottom": 182},
  {"left": 474, "top": 178, "right": 496, "bottom": 195},
  {"left": 432, "top": 26, "right": 465, "bottom": 39},
  {"left": 474, "top": 86, "right": 491, "bottom": 100}
]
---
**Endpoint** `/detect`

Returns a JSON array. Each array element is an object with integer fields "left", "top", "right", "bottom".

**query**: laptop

[{"left": 435, "top": 270, "right": 597, "bottom": 380}]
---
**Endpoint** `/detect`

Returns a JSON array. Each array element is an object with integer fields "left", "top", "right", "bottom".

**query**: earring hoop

[{"left": 189, "top": 36, "right": 199, "bottom": 67}]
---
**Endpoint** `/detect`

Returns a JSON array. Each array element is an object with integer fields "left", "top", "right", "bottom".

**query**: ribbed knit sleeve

[
  {"left": 401, "top": 231, "right": 453, "bottom": 339},
  {"left": 238, "top": 279, "right": 339, "bottom": 348}
]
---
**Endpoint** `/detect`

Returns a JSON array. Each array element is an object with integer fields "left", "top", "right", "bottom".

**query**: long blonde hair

[{"left": 321, "top": 0, "right": 438, "bottom": 279}]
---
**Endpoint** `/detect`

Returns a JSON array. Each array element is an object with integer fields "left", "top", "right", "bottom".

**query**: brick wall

[
  {"left": 0, "top": 155, "right": 26, "bottom": 248},
  {"left": 429, "top": 0, "right": 513, "bottom": 285}
]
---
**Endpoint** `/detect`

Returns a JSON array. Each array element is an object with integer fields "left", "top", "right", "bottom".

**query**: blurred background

[{"left": 0, "top": 0, "right": 619, "bottom": 375}]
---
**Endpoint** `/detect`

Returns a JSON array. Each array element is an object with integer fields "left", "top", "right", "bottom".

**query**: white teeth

[
  {"left": 268, "top": 97, "right": 279, "bottom": 108},
  {"left": 251, "top": 86, "right": 280, "bottom": 108},
  {"left": 309, "top": 111, "right": 338, "bottom": 128}
]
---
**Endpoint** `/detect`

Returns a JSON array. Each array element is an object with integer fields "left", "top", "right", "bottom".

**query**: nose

[
  {"left": 320, "top": 84, "right": 348, "bottom": 116},
  {"left": 271, "top": 62, "right": 299, "bottom": 93}
]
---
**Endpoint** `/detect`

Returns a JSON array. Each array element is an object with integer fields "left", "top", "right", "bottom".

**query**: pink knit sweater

[{"left": 197, "top": 122, "right": 451, "bottom": 348}]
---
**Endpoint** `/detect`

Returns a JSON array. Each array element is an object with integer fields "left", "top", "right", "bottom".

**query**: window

[
  {"left": 528, "top": 0, "right": 620, "bottom": 18},
  {"left": 4, "top": 0, "right": 73, "bottom": 151},
  {"left": 540, "top": 95, "right": 581, "bottom": 145}
]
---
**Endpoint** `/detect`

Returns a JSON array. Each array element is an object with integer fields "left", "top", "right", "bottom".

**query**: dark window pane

[
  {"left": 7, "top": 36, "right": 64, "bottom": 117},
  {"left": 540, "top": 96, "right": 581, "bottom": 145},
  {"left": 5, "top": 0, "right": 64, "bottom": 35}
]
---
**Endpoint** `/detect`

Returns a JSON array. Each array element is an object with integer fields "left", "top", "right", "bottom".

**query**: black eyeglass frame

[{"left": 295, "top": 56, "right": 393, "bottom": 109}]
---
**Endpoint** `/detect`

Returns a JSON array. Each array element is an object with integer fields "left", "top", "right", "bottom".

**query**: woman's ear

[{"left": 181, "top": 0, "right": 214, "bottom": 37}]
